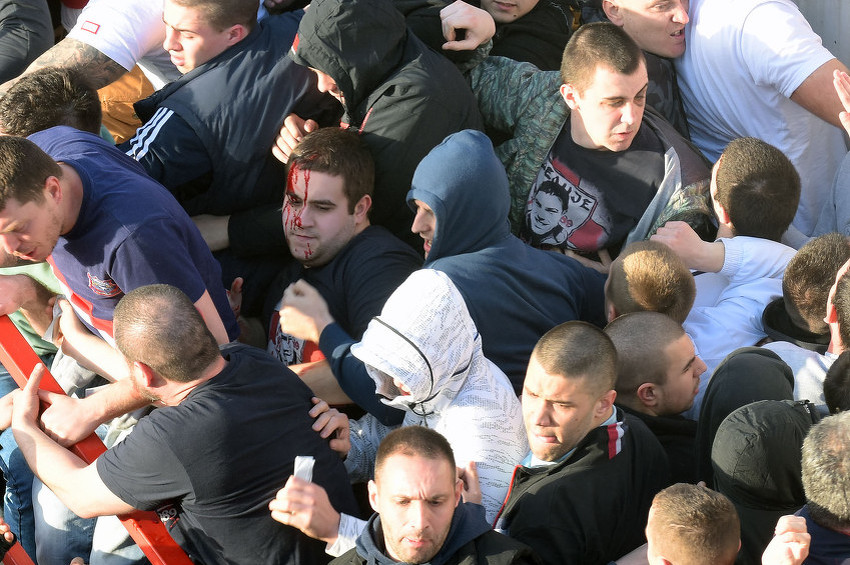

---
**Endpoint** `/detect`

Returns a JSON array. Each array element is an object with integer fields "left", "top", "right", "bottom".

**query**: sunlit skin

[
  {"left": 561, "top": 62, "right": 649, "bottom": 152},
  {"left": 368, "top": 453, "right": 463, "bottom": 564},
  {"left": 479, "top": 0, "right": 539, "bottom": 24},
  {"left": 282, "top": 168, "right": 370, "bottom": 268},
  {"left": 310, "top": 68, "right": 345, "bottom": 105},
  {"left": 0, "top": 189, "right": 64, "bottom": 263},
  {"left": 655, "top": 334, "right": 705, "bottom": 415},
  {"left": 162, "top": 0, "right": 244, "bottom": 74},
  {"left": 411, "top": 200, "right": 436, "bottom": 258},
  {"left": 604, "top": 0, "right": 689, "bottom": 59},
  {"left": 522, "top": 356, "right": 616, "bottom": 461}
]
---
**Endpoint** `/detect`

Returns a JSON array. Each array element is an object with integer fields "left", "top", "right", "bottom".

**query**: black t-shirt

[
  {"left": 522, "top": 117, "right": 665, "bottom": 257},
  {"left": 264, "top": 225, "right": 421, "bottom": 365},
  {"left": 97, "top": 344, "right": 358, "bottom": 565}
]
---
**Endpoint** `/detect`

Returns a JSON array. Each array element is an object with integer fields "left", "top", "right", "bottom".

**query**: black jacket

[
  {"left": 332, "top": 503, "right": 540, "bottom": 565},
  {"left": 496, "top": 410, "right": 670, "bottom": 565},
  {"left": 290, "top": 0, "right": 483, "bottom": 245},
  {"left": 129, "top": 13, "right": 336, "bottom": 256}
]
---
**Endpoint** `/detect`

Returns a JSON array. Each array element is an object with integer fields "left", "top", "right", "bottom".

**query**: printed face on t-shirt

[{"left": 561, "top": 63, "right": 649, "bottom": 152}]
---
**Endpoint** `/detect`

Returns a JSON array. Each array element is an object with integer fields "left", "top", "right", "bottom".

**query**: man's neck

[
  {"left": 56, "top": 163, "right": 84, "bottom": 235},
  {"left": 162, "top": 356, "right": 228, "bottom": 406}
]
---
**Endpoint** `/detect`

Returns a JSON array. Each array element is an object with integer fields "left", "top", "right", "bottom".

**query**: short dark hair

[
  {"left": 606, "top": 240, "right": 695, "bottom": 324},
  {"left": 0, "top": 67, "right": 101, "bottom": 136},
  {"left": 560, "top": 22, "right": 645, "bottom": 91},
  {"left": 648, "top": 483, "right": 740, "bottom": 565},
  {"left": 113, "top": 284, "right": 221, "bottom": 383},
  {"left": 824, "top": 350, "right": 850, "bottom": 415},
  {"left": 714, "top": 137, "right": 800, "bottom": 242},
  {"left": 0, "top": 137, "right": 62, "bottom": 210},
  {"left": 783, "top": 233, "right": 850, "bottom": 334},
  {"left": 287, "top": 128, "right": 374, "bottom": 214},
  {"left": 802, "top": 412, "right": 850, "bottom": 531},
  {"left": 532, "top": 321, "right": 617, "bottom": 395},
  {"left": 605, "top": 311, "right": 685, "bottom": 396},
  {"left": 375, "top": 426, "right": 456, "bottom": 481},
  {"left": 169, "top": 0, "right": 257, "bottom": 31}
]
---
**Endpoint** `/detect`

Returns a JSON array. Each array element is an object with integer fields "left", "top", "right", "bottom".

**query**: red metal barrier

[{"left": 0, "top": 315, "right": 193, "bottom": 565}]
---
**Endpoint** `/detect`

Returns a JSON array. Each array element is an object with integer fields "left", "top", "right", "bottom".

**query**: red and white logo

[{"left": 80, "top": 21, "right": 100, "bottom": 34}]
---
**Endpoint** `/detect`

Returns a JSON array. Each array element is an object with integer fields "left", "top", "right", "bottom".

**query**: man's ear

[
  {"left": 560, "top": 83, "right": 580, "bottom": 110},
  {"left": 226, "top": 24, "right": 248, "bottom": 46},
  {"left": 454, "top": 478, "right": 463, "bottom": 507},
  {"left": 134, "top": 361, "right": 158, "bottom": 388},
  {"left": 367, "top": 479, "right": 379, "bottom": 513},
  {"left": 44, "top": 176, "right": 62, "bottom": 204},
  {"left": 606, "top": 301, "right": 618, "bottom": 323},
  {"left": 601, "top": 0, "right": 624, "bottom": 25},
  {"left": 714, "top": 201, "right": 732, "bottom": 226},
  {"left": 353, "top": 194, "right": 371, "bottom": 223},
  {"left": 596, "top": 389, "right": 616, "bottom": 418},
  {"left": 636, "top": 382, "right": 658, "bottom": 408}
]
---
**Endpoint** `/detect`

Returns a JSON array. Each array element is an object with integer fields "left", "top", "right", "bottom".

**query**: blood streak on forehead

[{"left": 284, "top": 163, "right": 311, "bottom": 230}]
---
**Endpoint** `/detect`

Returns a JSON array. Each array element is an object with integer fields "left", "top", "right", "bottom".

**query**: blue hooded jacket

[{"left": 408, "top": 130, "right": 606, "bottom": 392}]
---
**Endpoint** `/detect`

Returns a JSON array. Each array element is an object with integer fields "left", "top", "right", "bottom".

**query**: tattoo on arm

[{"left": 1, "top": 38, "right": 128, "bottom": 93}]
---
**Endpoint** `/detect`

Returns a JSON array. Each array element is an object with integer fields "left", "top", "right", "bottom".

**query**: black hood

[{"left": 291, "top": 0, "right": 407, "bottom": 115}]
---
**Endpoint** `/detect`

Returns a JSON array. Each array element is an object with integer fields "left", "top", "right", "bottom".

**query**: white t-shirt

[
  {"left": 67, "top": 0, "right": 177, "bottom": 89},
  {"left": 66, "top": 0, "right": 267, "bottom": 90},
  {"left": 676, "top": 0, "right": 848, "bottom": 239}
]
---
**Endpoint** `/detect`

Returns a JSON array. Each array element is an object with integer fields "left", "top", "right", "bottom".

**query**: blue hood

[{"left": 407, "top": 130, "right": 512, "bottom": 263}]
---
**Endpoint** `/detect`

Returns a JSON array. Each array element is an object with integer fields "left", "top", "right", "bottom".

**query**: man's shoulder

[{"left": 322, "top": 226, "right": 421, "bottom": 276}]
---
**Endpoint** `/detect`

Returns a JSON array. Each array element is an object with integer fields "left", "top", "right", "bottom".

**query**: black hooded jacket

[{"left": 290, "top": 0, "right": 484, "bottom": 245}]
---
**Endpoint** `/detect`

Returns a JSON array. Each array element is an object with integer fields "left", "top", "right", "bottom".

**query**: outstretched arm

[
  {"left": 790, "top": 58, "right": 850, "bottom": 129},
  {"left": 0, "top": 38, "right": 126, "bottom": 95},
  {"left": 11, "top": 365, "right": 136, "bottom": 518}
]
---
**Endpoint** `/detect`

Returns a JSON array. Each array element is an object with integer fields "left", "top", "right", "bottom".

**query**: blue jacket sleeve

[{"left": 319, "top": 323, "right": 404, "bottom": 426}]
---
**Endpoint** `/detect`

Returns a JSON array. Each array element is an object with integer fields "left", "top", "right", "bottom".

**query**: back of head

[
  {"left": 113, "top": 284, "right": 221, "bottom": 383},
  {"left": 408, "top": 130, "right": 510, "bottom": 261},
  {"left": 375, "top": 426, "right": 455, "bottom": 481},
  {"left": 288, "top": 127, "right": 374, "bottom": 214},
  {"left": 169, "top": 0, "right": 258, "bottom": 31},
  {"left": 783, "top": 233, "right": 850, "bottom": 335},
  {"left": 290, "top": 0, "right": 407, "bottom": 110},
  {"left": 647, "top": 483, "right": 740, "bottom": 565},
  {"left": 605, "top": 311, "right": 685, "bottom": 398},
  {"left": 802, "top": 412, "right": 850, "bottom": 532},
  {"left": 0, "top": 136, "right": 61, "bottom": 211},
  {"left": 714, "top": 137, "right": 800, "bottom": 242},
  {"left": 606, "top": 240, "right": 695, "bottom": 324},
  {"left": 824, "top": 350, "right": 850, "bottom": 414},
  {"left": 0, "top": 68, "right": 101, "bottom": 137},
  {"left": 532, "top": 321, "right": 617, "bottom": 394},
  {"left": 560, "top": 21, "right": 645, "bottom": 90}
]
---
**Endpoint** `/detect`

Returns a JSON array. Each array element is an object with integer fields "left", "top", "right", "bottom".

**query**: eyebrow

[
  {"left": 602, "top": 83, "right": 649, "bottom": 102},
  {"left": 681, "top": 356, "right": 696, "bottom": 373}
]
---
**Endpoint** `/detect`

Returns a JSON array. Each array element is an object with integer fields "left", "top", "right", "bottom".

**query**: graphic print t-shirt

[{"left": 522, "top": 118, "right": 665, "bottom": 257}]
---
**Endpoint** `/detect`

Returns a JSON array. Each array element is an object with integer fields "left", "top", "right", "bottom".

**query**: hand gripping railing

[{"left": 0, "top": 315, "right": 193, "bottom": 565}]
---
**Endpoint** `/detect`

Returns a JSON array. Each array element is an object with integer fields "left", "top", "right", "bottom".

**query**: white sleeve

[
  {"left": 740, "top": 0, "right": 837, "bottom": 97},
  {"left": 66, "top": 0, "right": 166, "bottom": 72},
  {"left": 326, "top": 513, "right": 366, "bottom": 557},
  {"left": 717, "top": 236, "right": 796, "bottom": 282}
]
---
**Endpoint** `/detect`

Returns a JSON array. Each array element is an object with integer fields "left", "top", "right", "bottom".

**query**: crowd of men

[{"left": 0, "top": 0, "right": 848, "bottom": 563}]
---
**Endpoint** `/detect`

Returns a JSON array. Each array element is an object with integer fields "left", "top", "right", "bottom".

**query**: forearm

[
  {"left": 12, "top": 416, "right": 90, "bottom": 513},
  {"left": 18, "top": 276, "right": 55, "bottom": 335},
  {"left": 59, "top": 332, "right": 129, "bottom": 383},
  {"left": 83, "top": 379, "right": 152, "bottom": 425},
  {"left": 290, "top": 361, "right": 354, "bottom": 405}
]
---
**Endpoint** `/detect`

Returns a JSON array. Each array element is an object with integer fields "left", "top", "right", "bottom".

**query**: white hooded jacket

[{"left": 345, "top": 269, "right": 528, "bottom": 522}]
